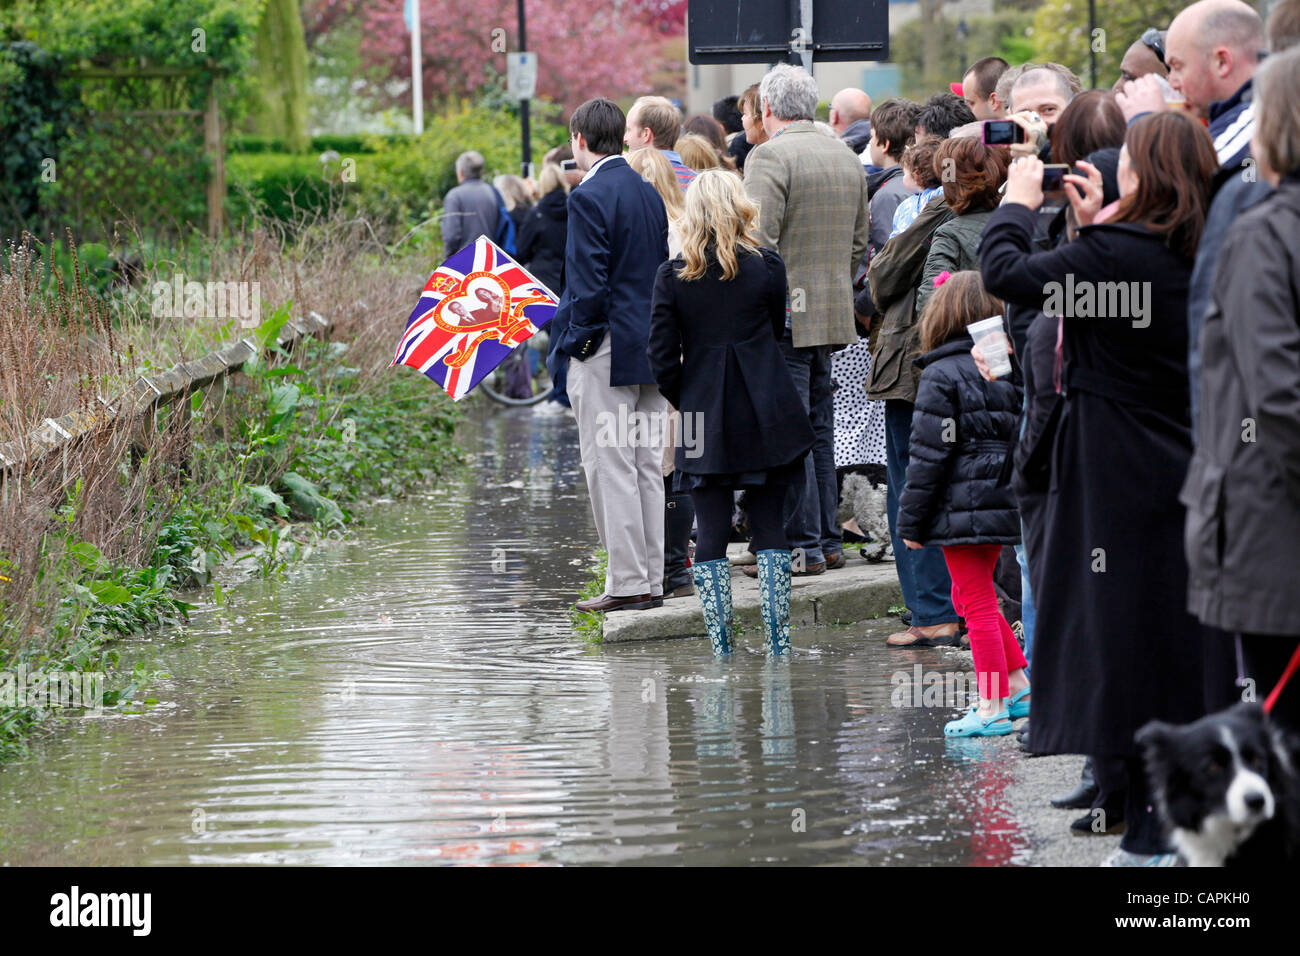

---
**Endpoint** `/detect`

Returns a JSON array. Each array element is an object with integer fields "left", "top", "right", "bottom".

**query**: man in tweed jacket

[{"left": 744, "top": 64, "right": 870, "bottom": 572}]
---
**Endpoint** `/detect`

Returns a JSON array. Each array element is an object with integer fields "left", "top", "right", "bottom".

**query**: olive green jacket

[
  {"left": 744, "top": 121, "right": 870, "bottom": 349},
  {"left": 864, "top": 194, "right": 955, "bottom": 403}
]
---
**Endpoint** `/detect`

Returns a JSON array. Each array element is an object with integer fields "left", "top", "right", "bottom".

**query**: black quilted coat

[{"left": 896, "top": 338, "right": 1023, "bottom": 546}]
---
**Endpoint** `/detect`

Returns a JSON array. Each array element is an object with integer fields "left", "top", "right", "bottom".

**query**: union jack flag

[{"left": 389, "top": 237, "right": 559, "bottom": 400}]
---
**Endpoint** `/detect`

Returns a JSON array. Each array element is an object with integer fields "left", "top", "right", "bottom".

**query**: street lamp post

[
  {"left": 1089, "top": 0, "right": 1098, "bottom": 89},
  {"left": 518, "top": 0, "right": 531, "bottom": 179}
]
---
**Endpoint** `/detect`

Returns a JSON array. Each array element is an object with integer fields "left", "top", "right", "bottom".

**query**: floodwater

[{"left": 0, "top": 405, "right": 1031, "bottom": 866}]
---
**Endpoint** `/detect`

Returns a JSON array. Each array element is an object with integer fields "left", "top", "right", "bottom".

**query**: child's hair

[
  {"left": 919, "top": 271, "right": 1005, "bottom": 352},
  {"left": 902, "top": 139, "right": 942, "bottom": 189}
]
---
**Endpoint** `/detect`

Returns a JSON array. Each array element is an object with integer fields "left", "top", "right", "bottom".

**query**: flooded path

[{"left": 0, "top": 405, "right": 1031, "bottom": 865}]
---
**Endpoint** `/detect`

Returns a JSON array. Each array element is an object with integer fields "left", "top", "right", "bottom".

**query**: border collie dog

[{"left": 1137, "top": 702, "right": 1300, "bottom": 867}]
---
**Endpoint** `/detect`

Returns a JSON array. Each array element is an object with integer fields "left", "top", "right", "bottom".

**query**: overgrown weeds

[{"left": 0, "top": 210, "right": 461, "bottom": 757}]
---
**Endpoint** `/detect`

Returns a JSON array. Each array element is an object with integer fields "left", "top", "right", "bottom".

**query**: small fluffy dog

[
  {"left": 1137, "top": 702, "right": 1300, "bottom": 867},
  {"left": 838, "top": 472, "right": 891, "bottom": 562}
]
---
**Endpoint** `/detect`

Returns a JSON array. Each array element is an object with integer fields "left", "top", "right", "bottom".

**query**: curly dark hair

[{"left": 933, "top": 137, "right": 1008, "bottom": 215}]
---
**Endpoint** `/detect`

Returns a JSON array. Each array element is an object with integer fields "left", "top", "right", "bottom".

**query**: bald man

[
  {"left": 1113, "top": 32, "right": 1169, "bottom": 90},
  {"left": 829, "top": 88, "right": 873, "bottom": 155},
  {"left": 1184, "top": 0, "right": 1297, "bottom": 432},
  {"left": 1167, "top": 0, "right": 1265, "bottom": 165}
]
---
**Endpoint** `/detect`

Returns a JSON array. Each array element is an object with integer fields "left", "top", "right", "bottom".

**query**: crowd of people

[{"left": 437, "top": 0, "right": 1300, "bottom": 866}]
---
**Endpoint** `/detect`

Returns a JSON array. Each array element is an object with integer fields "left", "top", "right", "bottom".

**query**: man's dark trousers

[{"left": 778, "top": 330, "right": 840, "bottom": 566}]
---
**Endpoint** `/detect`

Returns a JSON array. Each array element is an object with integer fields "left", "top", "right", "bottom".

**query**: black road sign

[{"left": 687, "top": 0, "right": 889, "bottom": 65}]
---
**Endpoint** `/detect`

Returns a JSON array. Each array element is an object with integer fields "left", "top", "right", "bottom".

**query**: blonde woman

[
  {"left": 648, "top": 170, "right": 815, "bottom": 655},
  {"left": 628, "top": 145, "right": 695, "bottom": 598},
  {"left": 674, "top": 133, "right": 725, "bottom": 173},
  {"left": 627, "top": 147, "right": 685, "bottom": 256}
]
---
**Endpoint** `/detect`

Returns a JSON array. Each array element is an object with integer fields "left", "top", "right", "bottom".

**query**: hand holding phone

[
  {"left": 1041, "top": 164, "right": 1070, "bottom": 192},
  {"left": 1062, "top": 159, "right": 1105, "bottom": 227},
  {"left": 981, "top": 120, "right": 1025, "bottom": 146}
]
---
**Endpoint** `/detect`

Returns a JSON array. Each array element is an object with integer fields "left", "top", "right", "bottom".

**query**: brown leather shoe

[
  {"left": 793, "top": 561, "right": 826, "bottom": 576},
  {"left": 574, "top": 593, "right": 663, "bottom": 613},
  {"left": 824, "top": 551, "right": 846, "bottom": 570},
  {"left": 885, "top": 623, "right": 959, "bottom": 647}
]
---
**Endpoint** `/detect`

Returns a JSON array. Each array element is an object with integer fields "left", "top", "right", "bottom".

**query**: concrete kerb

[{"left": 601, "top": 544, "right": 904, "bottom": 643}]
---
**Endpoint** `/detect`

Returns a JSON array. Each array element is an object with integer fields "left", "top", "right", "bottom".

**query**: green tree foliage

[
  {"left": 253, "top": 0, "right": 310, "bottom": 152},
  {"left": 1027, "top": 0, "right": 1264, "bottom": 89},
  {"left": 893, "top": 10, "right": 1037, "bottom": 101},
  {"left": 4, "top": 0, "right": 261, "bottom": 106}
]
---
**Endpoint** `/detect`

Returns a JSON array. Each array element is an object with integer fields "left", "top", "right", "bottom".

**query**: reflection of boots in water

[
  {"left": 696, "top": 659, "right": 737, "bottom": 761},
  {"left": 756, "top": 549, "right": 792, "bottom": 654},
  {"left": 691, "top": 558, "right": 733, "bottom": 655},
  {"left": 761, "top": 658, "right": 795, "bottom": 760},
  {"left": 663, "top": 492, "right": 695, "bottom": 597}
]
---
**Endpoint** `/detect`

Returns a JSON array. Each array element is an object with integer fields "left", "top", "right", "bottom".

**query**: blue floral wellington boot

[
  {"left": 756, "top": 549, "right": 792, "bottom": 654},
  {"left": 691, "top": 558, "right": 733, "bottom": 655}
]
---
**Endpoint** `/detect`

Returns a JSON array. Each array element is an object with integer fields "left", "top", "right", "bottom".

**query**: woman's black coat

[
  {"left": 897, "top": 339, "right": 1023, "bottom": 546},
  {"left": 980, "top": 202, "right": 1229, "bottom": 757},
  {"left": 517, "top": 188, "right": 568, "bottom": 296},
  {"left": 648, "top": 247, "right": 814, "bottom": 476}
]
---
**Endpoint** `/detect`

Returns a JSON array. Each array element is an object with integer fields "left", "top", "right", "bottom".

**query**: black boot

[
  {"left": 1051, "top": 756, "right": 1099, "bottom": 809},
  {"left": 663, "top": 492, "right": 695, "bottom": 598}
]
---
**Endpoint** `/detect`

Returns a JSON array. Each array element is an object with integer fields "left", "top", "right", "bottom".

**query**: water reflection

[{"left": 0, "top": 404, "right": 1032, "bottom": 866}]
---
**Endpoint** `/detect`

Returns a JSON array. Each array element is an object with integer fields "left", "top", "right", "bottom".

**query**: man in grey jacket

[
  {"left": 744, "top": 64, "right": 870, "bottom": 574},
  {"left": 441, "top": 151, "right": 500, "bottom": 255}
]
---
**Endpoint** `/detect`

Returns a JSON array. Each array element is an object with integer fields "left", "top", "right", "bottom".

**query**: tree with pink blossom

[{"left": 305, "top": 0, "right": 684, "bottom": 115}]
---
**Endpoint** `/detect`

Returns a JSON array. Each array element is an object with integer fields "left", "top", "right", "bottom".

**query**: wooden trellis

[{"left": 55, "top": 66, "right": 225, "bottom": 238}]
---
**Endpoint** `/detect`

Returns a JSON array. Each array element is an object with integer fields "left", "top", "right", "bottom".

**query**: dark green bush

[
  {"left": 227, "top": 152, "right": 342, "bottom": 223},
  {"left": 0, "top": 41, "right": 69, "bottom": 232}
]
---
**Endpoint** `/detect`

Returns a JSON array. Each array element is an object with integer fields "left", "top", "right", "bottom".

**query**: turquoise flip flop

[
  {"left": 1006, "top": 685, "right": 1031, "bottom": 720},
  {"left": 944, "top": 706, "right": 1014, "bottom": 737}
]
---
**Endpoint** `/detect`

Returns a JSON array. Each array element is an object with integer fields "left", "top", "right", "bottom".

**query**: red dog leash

[{"left": 1263, "top": 639, "right": 1300, "bottom": 715}]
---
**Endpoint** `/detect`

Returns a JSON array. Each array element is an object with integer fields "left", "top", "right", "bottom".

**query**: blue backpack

[{"left": 491, "top": 186, "right": 517, "bottom": 257}]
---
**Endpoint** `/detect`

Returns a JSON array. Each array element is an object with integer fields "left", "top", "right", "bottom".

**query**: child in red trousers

[{"left": 896, "top": 271, "right": 1029, "bottom": 737}]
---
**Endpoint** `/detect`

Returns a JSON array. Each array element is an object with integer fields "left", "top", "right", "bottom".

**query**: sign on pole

[
  {"left": 687, "top": 0, "right": 888, "bottom": 64},
  {"left": 507, "top": 52, "right": 538, "bottom": 100},
  {"left": 407, "top": 0, "right": 424, "bottom": 134}
]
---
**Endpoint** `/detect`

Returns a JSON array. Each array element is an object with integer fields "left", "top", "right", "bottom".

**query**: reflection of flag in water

[{"left": 390, "top": 237, "right": 559, "bottom": 400}]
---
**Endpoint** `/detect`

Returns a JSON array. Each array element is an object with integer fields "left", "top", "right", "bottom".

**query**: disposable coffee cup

[{"left": 968, "top": 315, "right": 1013, "bottom": 378}]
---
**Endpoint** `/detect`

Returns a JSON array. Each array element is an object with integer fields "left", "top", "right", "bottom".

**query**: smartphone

[
  {"left": 560, "top": 159, "right": 579, "bottom": 172},
  {"left": 1041, "top": 164, "right": 1070, "bottom": 192},
  {"left": 981, "top": 120, "right": 1025, "bottom": 146}
]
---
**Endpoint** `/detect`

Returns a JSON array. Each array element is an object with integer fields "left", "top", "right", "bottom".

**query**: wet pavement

[{"left": 0, "top": 403, "right": 1040, "bottom": 866}]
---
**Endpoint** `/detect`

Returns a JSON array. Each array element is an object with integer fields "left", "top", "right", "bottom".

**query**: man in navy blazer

[{"left": 554, "top": 98, "right": 672, "bottom": 613}]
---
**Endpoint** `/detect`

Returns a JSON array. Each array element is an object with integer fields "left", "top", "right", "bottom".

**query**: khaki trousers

[{"left": 566, "top": 335, "right": 668, "bottom": 597}]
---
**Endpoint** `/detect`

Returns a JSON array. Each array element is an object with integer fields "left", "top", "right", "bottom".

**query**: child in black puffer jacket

[{"left": 897, "top": 271, "right": 1027, "bottom": 738}]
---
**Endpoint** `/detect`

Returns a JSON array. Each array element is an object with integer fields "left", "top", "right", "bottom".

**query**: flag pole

[{"left": 411, "top": 0, "right": 424, "bottom": 135}]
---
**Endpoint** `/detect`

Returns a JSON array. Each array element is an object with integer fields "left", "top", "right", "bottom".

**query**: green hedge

[
  {"left": 225, "top": 103, "right": 569, "bottom": 236},
  {"left": 229, "top": 133, "right": 408, "bottom": 155},
  {"left": 226, "top": 152, "right": 336, "bottom": 223}
]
